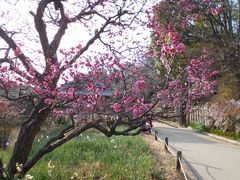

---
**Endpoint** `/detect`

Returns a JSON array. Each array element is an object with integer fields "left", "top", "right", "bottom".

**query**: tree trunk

[
  {"left": 179, "top": 101, "right": 187, "bottom": 127},
  {"left": 0, "top": 158, "right": 3, "bottom": 180},
  {"left": 7, "top": 105, "right": 49, "bottom": 178}
]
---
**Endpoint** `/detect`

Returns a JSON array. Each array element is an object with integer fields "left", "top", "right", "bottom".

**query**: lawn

[
  {"left": 0, "top": 127, "right": 155, "bottom": 179},
  {"left": 188, "top": 122, "right": 240, "bottom": 141}
]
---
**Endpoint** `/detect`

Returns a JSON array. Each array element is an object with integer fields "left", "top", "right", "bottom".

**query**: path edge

[
  {"left": 150, "top": 127, "right": 199, "bottom": 180},
  {"left": 188, "top": 127, "right": 240, "bottom": 146}
]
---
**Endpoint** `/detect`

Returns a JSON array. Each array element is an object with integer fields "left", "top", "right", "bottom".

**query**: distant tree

[
  {"left": 146, "top": 0, "right": 220, "bottom": 125},
  {"left": 149, "top": 0, "right": 240, "bottom": 101}
]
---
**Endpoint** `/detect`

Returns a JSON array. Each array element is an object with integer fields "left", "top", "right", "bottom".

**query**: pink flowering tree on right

[{"left": 146, "top": 0, "right": 220, "bottom": 125}]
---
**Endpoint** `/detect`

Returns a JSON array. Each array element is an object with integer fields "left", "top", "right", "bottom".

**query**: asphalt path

[{"left": 153, "top": 125, "right": 240, "bottom": 180}]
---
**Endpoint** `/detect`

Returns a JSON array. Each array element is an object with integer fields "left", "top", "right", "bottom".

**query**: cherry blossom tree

[
  {"left": 146, "top": 0, "right": 219, "bottom": 124},
  {"left": 0, "top": 0, "right": 223, "bottom": 178},
  {"left": 0, "top": 0, "right": 156, "bottom": 178},
  {"left": 149, "top": 0, "right": 240, "bottom": 101}
]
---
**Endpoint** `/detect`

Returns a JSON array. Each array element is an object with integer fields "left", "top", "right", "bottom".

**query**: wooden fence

[
  {"left": 151, "top": 130, "right": 190, "bottom": 180},
  {"left": 186, "top": 106, "right": 207, "bottom": 125}
]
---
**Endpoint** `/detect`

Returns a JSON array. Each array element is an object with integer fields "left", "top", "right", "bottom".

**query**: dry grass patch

[{"left": 142, "top": 133, "right": 195, "bottom": 180}]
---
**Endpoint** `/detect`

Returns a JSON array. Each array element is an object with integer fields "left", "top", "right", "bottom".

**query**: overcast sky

[{"left": 0, "top": 0, "right": 157, "bottom": 71}]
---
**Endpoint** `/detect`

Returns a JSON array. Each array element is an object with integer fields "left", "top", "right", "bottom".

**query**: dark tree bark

[
  {"left": 7, "top": 104, "right": 50, "bottom": 178},
  {"left": 0, "top": 158, "right": 3, "bottom": 180},
  {"left": 179, "top": 101, "right": 187, "bottom": 127}
]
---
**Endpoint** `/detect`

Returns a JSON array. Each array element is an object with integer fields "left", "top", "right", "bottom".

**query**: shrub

[
  {"left": 205, "top": 100, "right": 240, "bottom": 133},
  {"left": 189, "top": 122, "right": 208, "bottom": 132}
]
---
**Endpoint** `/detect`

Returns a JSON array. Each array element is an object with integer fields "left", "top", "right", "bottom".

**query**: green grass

[
  {"left": 208, "top": 129, "right": 240, "bottom": 141},
  {"left": 189, "top": 122, "right": 240, "bottom": 141},
  {"left": 0, "top": 127, "right": 155, "bottom": 179},
  {"left": 188, "top": 122, "right": 208, "bottom": 132}
]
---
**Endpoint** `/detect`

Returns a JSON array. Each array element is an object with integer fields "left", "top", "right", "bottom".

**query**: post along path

[{"left": 153, "top": 123, "right": 240, "bottom": 180}]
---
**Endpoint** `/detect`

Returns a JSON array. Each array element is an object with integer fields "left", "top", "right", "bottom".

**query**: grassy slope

[
  {"left": 1, "top": 128, "right": 155, "bottom": 179},
  {"left": 189, "top": 122, "right": 240, "bottom": 141}
]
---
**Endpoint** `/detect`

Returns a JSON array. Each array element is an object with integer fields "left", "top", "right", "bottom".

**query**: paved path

[{"left": 153, "top": 125, "right": 240, "bottom": 180}]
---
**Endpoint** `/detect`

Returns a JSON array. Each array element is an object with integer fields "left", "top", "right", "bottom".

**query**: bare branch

[
  {"left": 0, "top": 27, "right": 39, "bottom": 77},
  {"left": 60, "top": 17, "right": 112, "bottom": 72},
  {"left": 34, "top": 0, "right": 52, "bottom": 58}
]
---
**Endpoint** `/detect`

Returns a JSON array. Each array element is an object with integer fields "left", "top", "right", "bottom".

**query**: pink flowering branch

[{"left": 147, "top": 0, "right": 219, "bottom": 111}]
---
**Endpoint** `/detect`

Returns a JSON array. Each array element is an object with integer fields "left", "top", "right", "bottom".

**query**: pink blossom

[
  {"left": 207, "top": 9, "right": 213, "bottom": 14},
  {"left": 113, "top": 59, "right": 125, "bottom": 70},
  {"left": 86, "top": 83, "right": 94, "bottom": 90},
  {"left": 176, "top": 43, "right": 186, "bottom": 53},
  {"left": 67, "top": 87, "right": 76, "bottom": 99},
  {"left": 162, "top": 43, "right": 170, "bottom": 54},
  {"left": 124, "top": 96, "right": 136, "bottom": 108},
  {"left": 66, "top": 108, "right": 74, "bottom": 114},
  {"left": 112, "top": 103, "right": 121, "bottom": 113},
  {"left": 14, "top": 47, "right": 22, "bottom": 57},
  {"left": 34, "top": 87, "right": 42, "bottom": 94},
  {"left": 0, "top": 66, "right": 8, "bottom": 72},
  {"left": 160, "top": 54, "right": 167, "bottom": 65},
  {"left": 192, "top": 14, "right": 201, "bottom": 21},
  {"left": 132, "top": 105, "right": 141, "bottom": 118},
  {"left": 85, "top": 104, "right": 94, "bottom": 111},
  {"left": 29, "top": 70, "right": 36, "bottom": 76},
  {"left": 44, "top": 98, "right": 54, "bottom": 105},
  {"left": 43, "top": 82, "right": 48, "bottom": 88},
  {"left": 213, "top": 7, "right": 222, "bottom": 15},
  {"left": 114, "top": 72, "right": 121, "bottom": 78},
  {"left": 168, "top": 32, "right": 175, "bottom": 40},
  {"left": 190, "top": 58, "right": 199, "bottom": 65},
  {"left": 53, "top": 110, "right": 64, "bottom": 117},
  {"left": 134, "top": 77, "right": 146, "bottom": 90},
  {"left": 167, "top": 24, "right": 174, "bottom": 31},
  {"left": 51, "top": 90, "right": 57, "bottom": 96},
  {"left": 203, "top": 0, "right": 211, "bottom": 4},
  {"left": 114, "top": 90, "right": 121, "bottom": 97}
]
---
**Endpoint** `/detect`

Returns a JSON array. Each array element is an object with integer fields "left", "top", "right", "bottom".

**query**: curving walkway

[{"left": 153, "top": 124, "right": 240, "bottom": 180}]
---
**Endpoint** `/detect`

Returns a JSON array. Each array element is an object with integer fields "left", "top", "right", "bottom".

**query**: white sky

[
  {"left": 0, "top": 0, "right": 157, "bottom": 86},
  {"left": 0, "top": 1, "right": 155, "bottom": 54}
]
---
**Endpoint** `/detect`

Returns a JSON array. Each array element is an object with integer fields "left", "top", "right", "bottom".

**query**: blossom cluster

[
  {"left": 0, "top": 46, "right": 151, "bottom": 121},
  {"left": 148, "top": 0, "right": 219, "bottom": 110}
]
